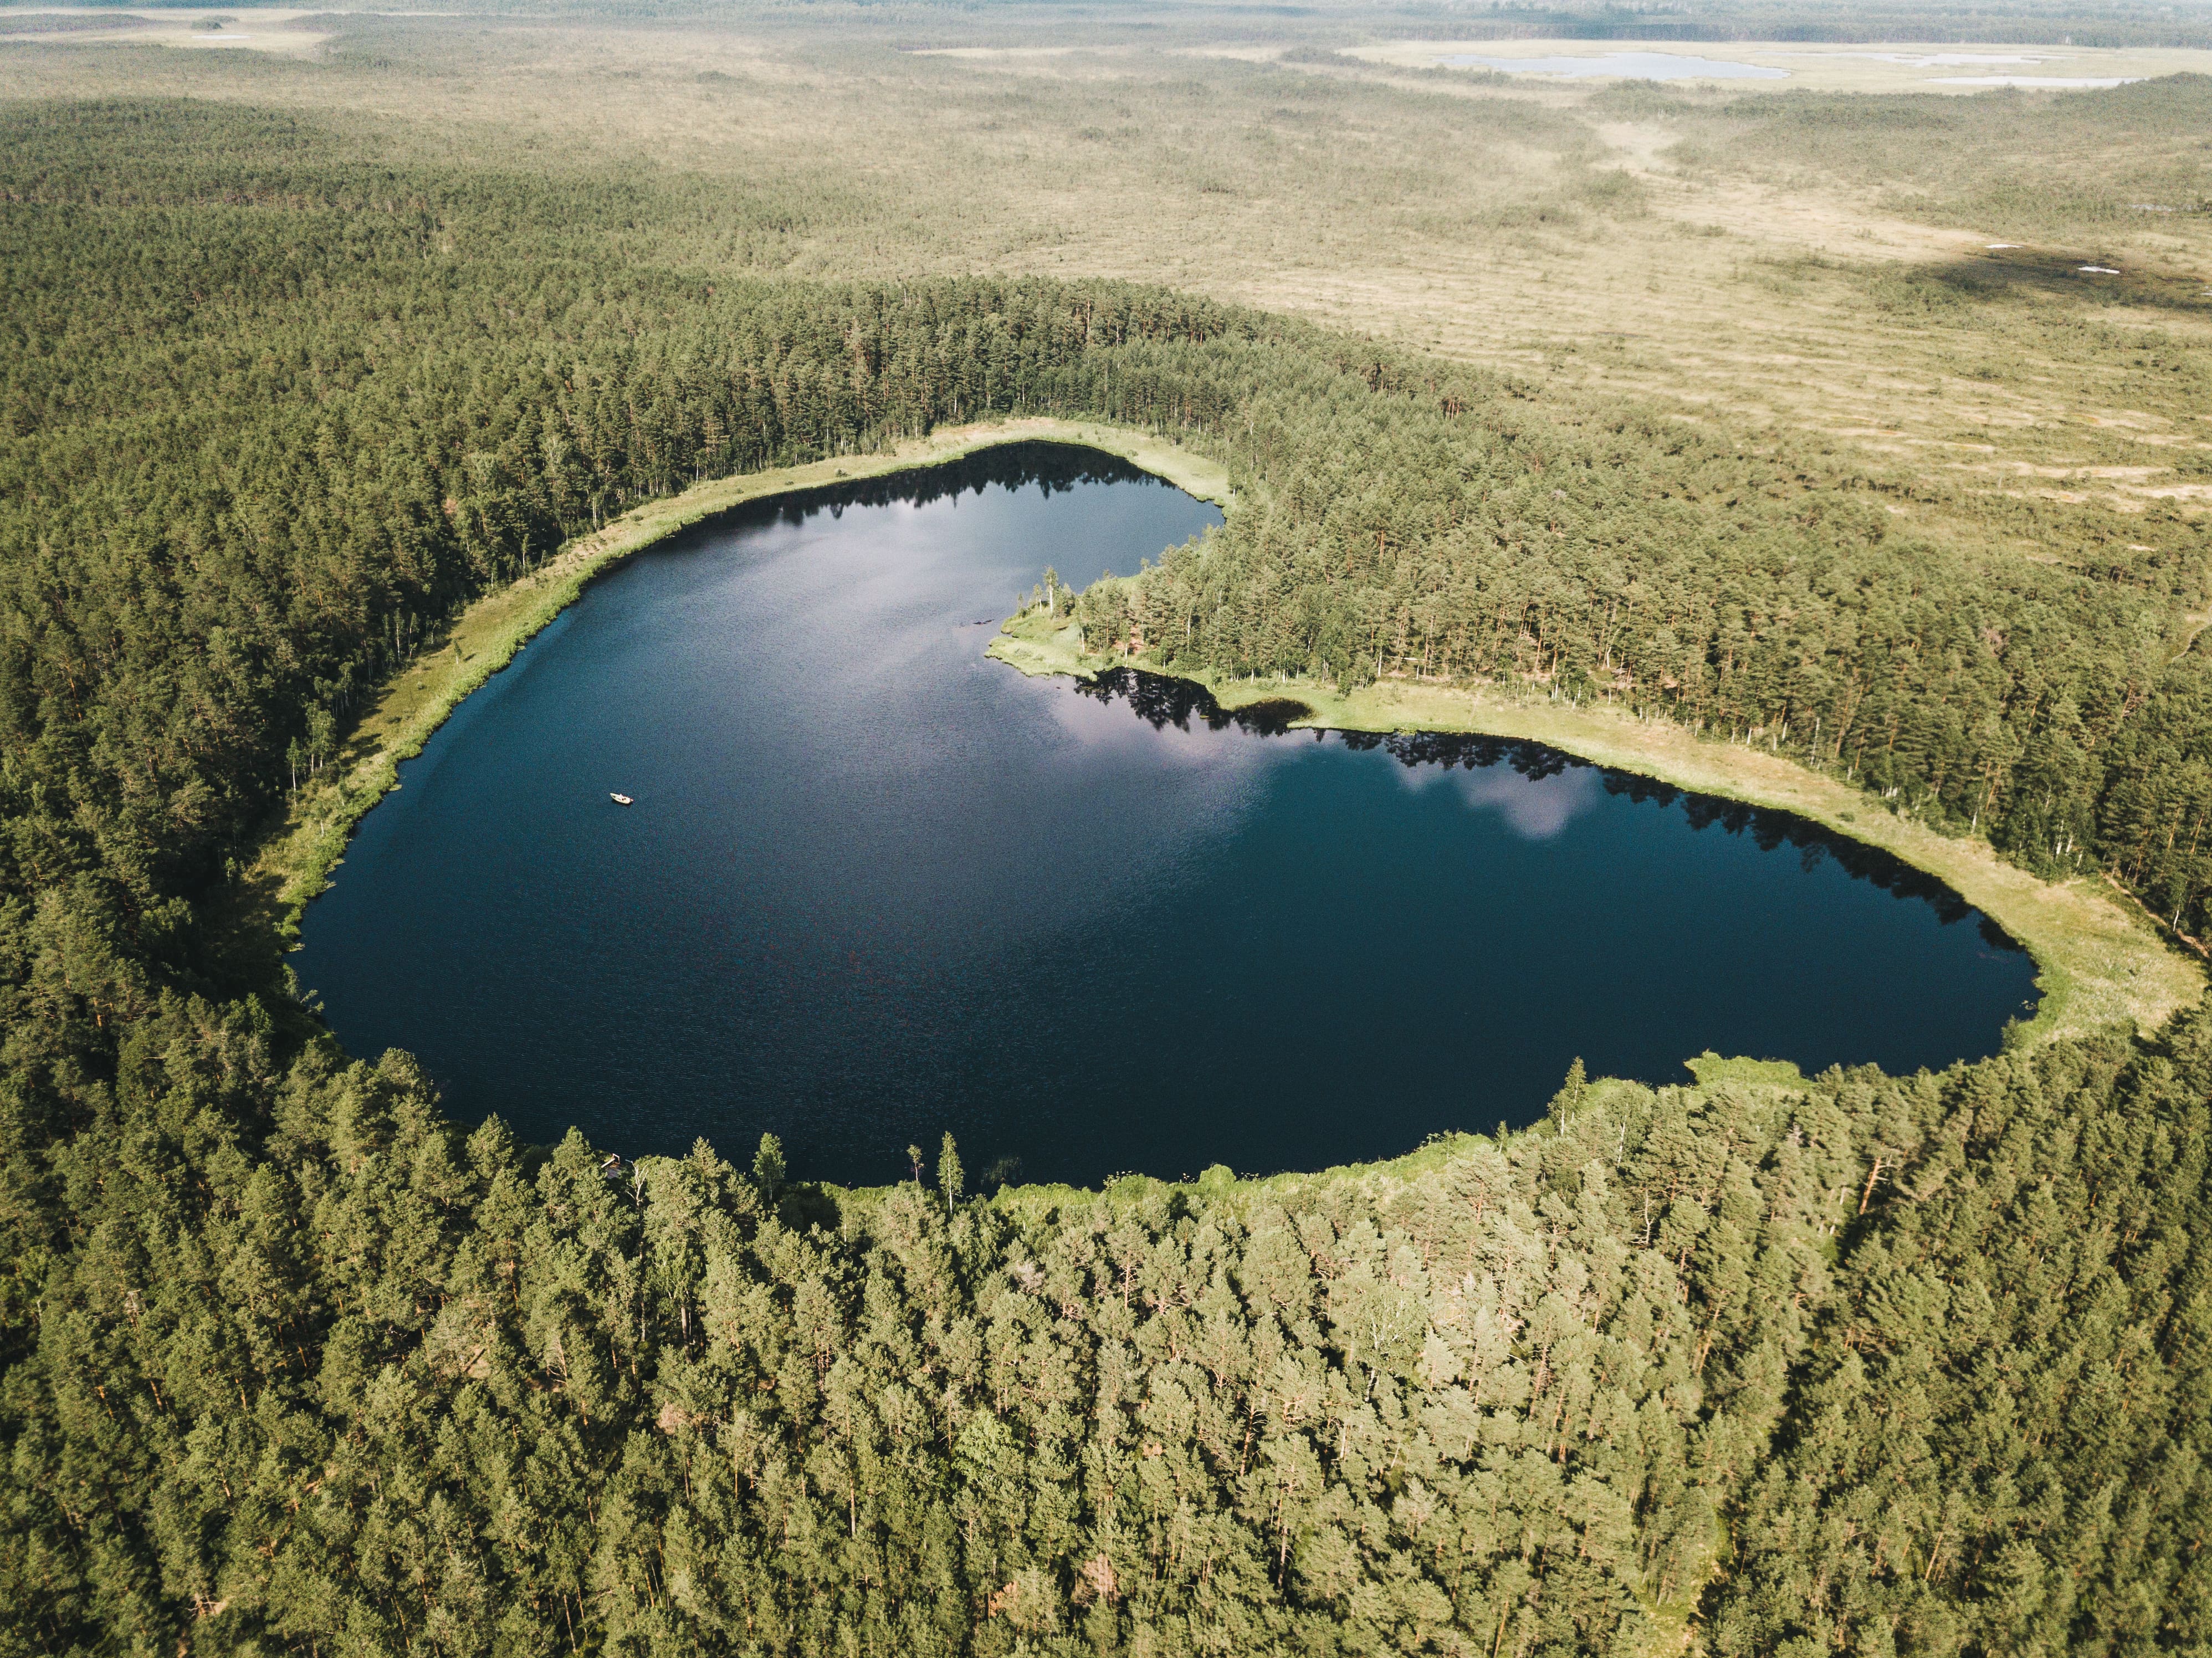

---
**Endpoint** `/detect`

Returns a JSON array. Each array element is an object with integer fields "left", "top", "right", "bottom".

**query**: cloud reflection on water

[
  {"left": 1044, "top": 670, "right": 1297, "bottom": 776},
  {"left": 1446, "top": 764, "right": 1603, "bottom": 840},
  {"left": 1069, "top": 666, "right": 1606, "bottom": 840},
  {"left": 1387, "top": 747, "right": 1603, "bottom": 840}
]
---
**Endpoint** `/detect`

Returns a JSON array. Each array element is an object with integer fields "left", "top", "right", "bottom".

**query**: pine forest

[{"left": 3, "top": 13, "right": 2212, "bottom": 1656}]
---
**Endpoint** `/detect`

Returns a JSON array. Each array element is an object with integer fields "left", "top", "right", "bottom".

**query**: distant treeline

[{"left": 5, "top": 98, "right": 2212, "bottom": 1655}]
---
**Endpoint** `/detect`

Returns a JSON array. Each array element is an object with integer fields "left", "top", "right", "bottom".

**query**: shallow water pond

[{"left": 297, "top": 443, "right": 2035, "bottom": 1186}]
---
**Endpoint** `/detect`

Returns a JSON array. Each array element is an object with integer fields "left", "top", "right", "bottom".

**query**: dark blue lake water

[{"left": 296, "top": 442, "right": 2037, "bottom": 1187}]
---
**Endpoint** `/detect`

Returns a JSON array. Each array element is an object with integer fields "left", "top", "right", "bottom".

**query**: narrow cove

[{"left": 293, "top": 442, "right": 2038, "bottom": 1187}]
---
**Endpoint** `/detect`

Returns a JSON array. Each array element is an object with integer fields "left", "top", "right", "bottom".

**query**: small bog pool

[{"left": 295, "top": 443, "right": 2035, "bottom": 1187}]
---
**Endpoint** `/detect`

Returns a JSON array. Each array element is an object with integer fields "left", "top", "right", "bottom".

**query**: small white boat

[{"left": 610, "top": 792, "right": 634, "bottom": 806}]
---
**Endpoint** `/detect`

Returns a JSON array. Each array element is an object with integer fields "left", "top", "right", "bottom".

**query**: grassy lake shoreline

[
  {"left": 992, "top": 610, "right": 2205, "bottom": 1050},
  {"left": 235, "top": 418, "right": 1232, "bottom": 971},
  {"left": 243, "top": 415, "right": 2195, "bottom": 1087}
]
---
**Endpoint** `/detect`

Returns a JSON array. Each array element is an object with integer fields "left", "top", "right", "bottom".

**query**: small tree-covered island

[{"left": 4, "top": 3, "right": 2212, "bottom": 1653}]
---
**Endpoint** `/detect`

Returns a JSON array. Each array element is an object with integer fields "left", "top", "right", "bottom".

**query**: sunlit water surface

[{"left": 297, "top": 444, "right": 2036, "bottom": 1186}]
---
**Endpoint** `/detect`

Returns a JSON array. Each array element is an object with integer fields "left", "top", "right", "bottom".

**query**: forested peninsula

[{"left": 4, "top": 98, "right": 2211, "bottom": 1656}]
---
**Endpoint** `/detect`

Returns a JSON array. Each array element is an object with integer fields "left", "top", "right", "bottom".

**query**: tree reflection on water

[{"left": 1077, "top": 666, "right": 2025, "bottom": 952}]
